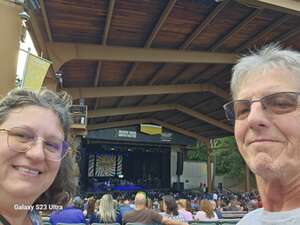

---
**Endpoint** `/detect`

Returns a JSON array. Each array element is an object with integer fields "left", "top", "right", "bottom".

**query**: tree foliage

[
  {"left": 187, "top": 136, "right": 246, "bottom": 179},
  {"left": 186, "top": 141, "right": 208, "bottom": 161},
  {"left": 213, "top": 136, "right": 245, "bottom": 178}
]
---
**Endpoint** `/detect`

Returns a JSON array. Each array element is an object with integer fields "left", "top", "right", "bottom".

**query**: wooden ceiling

[{"left": 27, "top": 0, "right": 300, "bottom": 142}]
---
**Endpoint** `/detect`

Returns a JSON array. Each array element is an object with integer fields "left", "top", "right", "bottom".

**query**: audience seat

[
  {"left": 92, "top": 223, "right": 121, "bottom": 225},
  {"left": 56, "top": 223, "right": 86, "bottom": 225}
]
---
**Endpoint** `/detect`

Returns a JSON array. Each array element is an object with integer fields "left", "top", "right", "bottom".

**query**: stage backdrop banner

[{"left": 22, "top": 53, "right": 52, "bottom": 91}]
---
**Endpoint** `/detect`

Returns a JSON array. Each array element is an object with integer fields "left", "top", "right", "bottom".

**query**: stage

[{"left": 79, "top": 141, "right": 171, "bottom": 193}]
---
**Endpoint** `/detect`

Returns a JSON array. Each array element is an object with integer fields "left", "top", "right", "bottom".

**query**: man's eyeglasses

[
  {"left": 223, "top": 92, "right": 300, "bottom": 121},
  {"left": 0, "top": 127, "right": 69, "bottom": 161}
]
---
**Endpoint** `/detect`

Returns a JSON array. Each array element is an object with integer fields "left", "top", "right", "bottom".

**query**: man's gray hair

[{"left": 231, "top": 44, "right": 300, "bottom": 99}]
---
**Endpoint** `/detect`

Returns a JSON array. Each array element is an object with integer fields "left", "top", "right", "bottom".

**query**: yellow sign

[
  {"left": 23, "top": 53, "right": 52, "bottom": 91},
  {"left": 140, "top": 124, "right": 162, "bottom": 135}
]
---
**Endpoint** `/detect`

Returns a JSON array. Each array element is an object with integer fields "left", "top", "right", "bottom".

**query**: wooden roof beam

[
  {"left": 237, "top": 0, "right": 300, "bottom": 16},
  {"left": 236, "top": 15, "right": 291, "bottom": 52},
  {"left": 94, "top": 0, "right": 115, "bottom": 110},
  {"left": 39, "top": 0, "right": 53, "bottom": 42},
  {"left": 176, "top": 105, "right": 233, "bottom": 133},
  {"left": 94, "top": 0, "right": 115, "bottom": 87},
  {"left": 149, "top": 118, "right": 209, "bottom": 143},
  {"left": 64, "top": 83, "right": 230, "bottom": 100},
  {"left": 102, "top": 0, "right": 115, "bottom": 44},
  {"left": 87, "top": 103, "right": 233, "bottom": 133},
  {"left": 88, "top": 104, "right": 177, "bottom": 118},
  {"left": 146, "top": 0, "right": 230, "bottom": 86},
  {"left": 180, "top": 0, "right": 231, "bottom": 50},
  {"left": 122, "top": 0, "right": 177, "bottom": 86},
  {"left": 27, "top": 8, "right": 59, "bottom": 89},
  {"left": 47, "top": 43, "right": 238, "bottom": 71}
]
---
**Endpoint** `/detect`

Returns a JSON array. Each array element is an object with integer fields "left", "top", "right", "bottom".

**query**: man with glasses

[{"left": 223, "top": 44, "right": 300, "bottom": 225}]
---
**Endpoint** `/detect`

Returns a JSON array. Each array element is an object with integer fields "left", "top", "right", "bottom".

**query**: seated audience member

[
  {"left": 224, "top": 197, "right": 243, "bottom": 211},
  {"left": 123, "top": 192, "right": 187, "bottom": 225},
  {"left": 146, "top": 197, "right": 153, "bottom": 209},
  {"left": 85, "top": 197, "right": 100, "bottom": 224},
  {"left": 161, "top": 195, "right": 185, "bottom": 222},
  {"left": 0, "top": 88, "right": 75, "bottom": 225},
  {"left": 49, "top": 196, "right": 86, "bottom": 225},
  {"left": 194, "top": 199, "right": 218, "bottom": 221},
  {"left": 98, "top": 193, "right": 120, "bottom": 223},
  {"left": 210, "top": 200, "right": 222, "bottom": 219},
  {"left": 118, "top": 197, "right": 134, "bottom": 221},
  {"left": 177, "top": 199, "right": 193, "bottom": 222}
]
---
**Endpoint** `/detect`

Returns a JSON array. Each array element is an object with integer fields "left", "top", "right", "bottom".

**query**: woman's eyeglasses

[
  {"left": 223, "top": 92, "right": 300, "bottom": 121},
  {"left": 0, "top": 127, "right": 69, "bottom": 161}
]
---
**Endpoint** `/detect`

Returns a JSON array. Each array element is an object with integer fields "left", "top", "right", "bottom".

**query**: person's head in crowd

[
  {"left": 177, "top": 199, "right": 187, "bottom": 210},
  {"left": 199, "top": 199, "right": 215, "bottom": 219},
  {"left": 162, "top": 195, "right": 179, "bottom": 216},
  {"left": 224, "top": 44, "right": 300, "bottom": 219},
  {"left": 73, "top": 196, "right": 83, "bottom": 209},
  {"left": 134, "top": 192, "right": 147, "bottom": 209},
  {"left": 87, "top": 197, "right": 96, "bottom": 214},
  {"left": 210, "top": 200, "right": 217, "bottom": 210},
  {"left": 146, "top": 197, "right": 153, "bottom": 209},
  {"left": 98, "top": 193, "right": 116, "bottom": 222},
  {"left": 0, "top": 88, "right": 75, "bottom": 224}
]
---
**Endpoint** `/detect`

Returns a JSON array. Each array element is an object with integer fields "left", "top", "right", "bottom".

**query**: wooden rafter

[
  {"left": 146, "top": 0, "right": 231, "bottom": 86},
  {"left": 210, "top": 9, "right": 262, "bottom": 51},
  {"left": 131, "top": 1, "right": 231, "bottom": 108},
  {"left": 94, "top": 0, "right": 115, "bottom": 110},
  {"left": 180, "top": 0, "right": 231, "bottom": 50},
  {"left": 112, "top": 0, "right": 178, "bottom": 115},
  {"left": 237, "top": 0, "right": 300, "bottom": 16},
  {"left": 88, "top": 103, "right": 233, "bottom": 133},
  {"left": 236, "top": 15, "right": 291, "bottom": 52},
  {"left": 64, "top": 83, "right": 230, "bottom": 100},
  {"left": 102, "top": 0, "right": 115, "bottom": 44},
  {"left": 47, "top": 42, "right": 238, "bottom": 72},
  {"left": 39, "top": 0, "right": 53, "bottom": 42},
  {"left": 122, "top": 0, "right": 177, "bottom": 86},
  {"left": 150, "top": 118, "right": 209, "bottom": 143},
  {"left": 276, "top": 26, "right": 300, "bottom": 43}
]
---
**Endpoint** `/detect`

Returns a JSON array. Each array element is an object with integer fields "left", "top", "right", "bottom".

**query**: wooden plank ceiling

[{"left": 27, "top": 0, "right": 300, "bottom": 142}]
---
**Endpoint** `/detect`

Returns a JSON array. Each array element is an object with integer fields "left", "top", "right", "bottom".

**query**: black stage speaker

[
  {"left": 218, "top": 182, "right": 223, "bottom": 192},
  {"left": 176, "top": 151, "right": 184, "bottom": 175},
  {"left": 173, "top": 182, "right": 184, "bottom": 191}
]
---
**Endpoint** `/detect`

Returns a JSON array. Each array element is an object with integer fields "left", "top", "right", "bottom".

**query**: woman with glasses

[
  {"left": 0, "top": 88, "right": 75, "bottom": 225},
  {"left": 223, "top": 44, "right": 300, "bottom": 225}
]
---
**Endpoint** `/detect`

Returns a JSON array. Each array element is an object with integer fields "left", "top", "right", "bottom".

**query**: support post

[
  {"left": 206, "top": 141, "right": 213, "bottom": 193},
  {"left": 0, "top": 1, "right": 22, "bottom": 95}
]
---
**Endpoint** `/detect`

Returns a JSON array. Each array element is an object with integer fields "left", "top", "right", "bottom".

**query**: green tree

[
  {"left": 186, "top": 141, "right": 207, "bottom": 161},
  {"left": 212, "top": 136, "right": 245, "bottom": 178},
  {"left": 187, "top": 137, "right": 246, "bottom": 179}
]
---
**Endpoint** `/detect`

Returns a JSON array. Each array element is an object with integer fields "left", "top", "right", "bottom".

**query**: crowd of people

[{"left": 45, "top": 189, "right": 262, "bottom": 225}]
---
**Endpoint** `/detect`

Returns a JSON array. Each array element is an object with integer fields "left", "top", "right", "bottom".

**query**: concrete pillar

[{"left": 0, "top": 1, "right": 22, "bottom": 95}]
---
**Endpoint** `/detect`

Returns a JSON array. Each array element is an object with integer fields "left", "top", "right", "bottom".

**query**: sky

[{"left": 16, "top": 30, "right": 37, "bottom": 80}]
